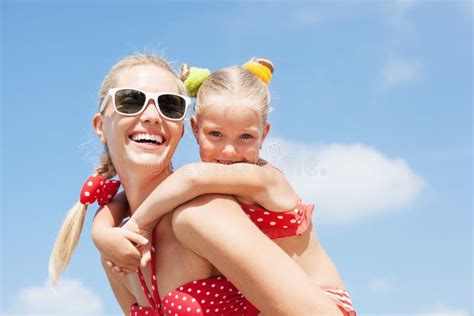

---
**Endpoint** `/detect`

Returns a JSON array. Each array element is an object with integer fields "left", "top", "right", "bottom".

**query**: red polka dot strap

[
  {"left": 136, "top": 240, "right": 161, "bottom": 311},
  {"left": 79, "top": 175, "right": 121, "bottom": 206}
]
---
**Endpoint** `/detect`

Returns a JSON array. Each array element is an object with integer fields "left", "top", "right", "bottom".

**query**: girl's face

[
  {"left": 94, "top": 65, "right": 184, "bottom": 174},
  {"left": 192, "top": 96, "right": 270, "bottom": 165}
]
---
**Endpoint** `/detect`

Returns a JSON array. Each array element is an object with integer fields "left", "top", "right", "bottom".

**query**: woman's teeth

[{"left": 130, "top": 133, "right": 164, "bottom": 145}]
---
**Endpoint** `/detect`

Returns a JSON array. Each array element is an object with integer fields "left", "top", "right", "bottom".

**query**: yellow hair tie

[
  {"left": 183, "top": 67, "right": 211, "bottom": 97},
  {"left": 242, "top": 61, "right": 272, "bottom": 85}
]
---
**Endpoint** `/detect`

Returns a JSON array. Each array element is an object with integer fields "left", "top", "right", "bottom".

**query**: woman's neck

[{"left": 117, "top": 165, "right": 173, "bottom": 214}]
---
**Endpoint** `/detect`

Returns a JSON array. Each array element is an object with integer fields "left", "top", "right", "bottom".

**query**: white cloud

[
  {"left": 420, "top": 302, "right": 471, "bottom": 316},
  {"left": 3, "top": 278, "right": 104, "bottom": 315},
  {"left": 382, "top": 59, "right": 422, "bottom": 88},
  {"left": 261, "top": 137, "right": 425, "bottom": 224},
  {"left": 368, "top": 277, "right": 393, "bottom": 292}
]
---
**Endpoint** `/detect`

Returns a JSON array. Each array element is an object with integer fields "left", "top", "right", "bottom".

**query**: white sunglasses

[{"left": 99, "top": 88, "right": 191, "bottom": 121}]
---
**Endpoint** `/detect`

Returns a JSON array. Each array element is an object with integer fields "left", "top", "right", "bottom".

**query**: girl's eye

[
  {"left": 240, "top": 134, "right": 254, "bottom": 139},
  {"left": 209, "top": 131, "right": 222, "bottom": 137}
]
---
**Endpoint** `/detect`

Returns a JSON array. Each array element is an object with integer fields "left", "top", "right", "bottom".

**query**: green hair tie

[{"left": 184, "top": 67, "right": 211, "bottom": 97}]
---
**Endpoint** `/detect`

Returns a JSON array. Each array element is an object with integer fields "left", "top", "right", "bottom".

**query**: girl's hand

[
  {"left": 104, "top": 259, "right": 127, "bottom": 277},
  {"left": 122, "top": 218, "right": 153, "bottom": 268},
  {"left": 95, "top": 226, "right": 148, "bottom": 274}
]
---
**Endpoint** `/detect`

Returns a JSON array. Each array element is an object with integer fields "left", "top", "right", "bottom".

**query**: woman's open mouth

[{"left": 129, "top": 133, "right": 166, "bottom": 146}]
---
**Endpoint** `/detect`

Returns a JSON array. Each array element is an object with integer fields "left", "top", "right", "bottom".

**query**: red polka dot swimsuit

[
  {"left": 131, "top": 236, "right": 259, "bottom": 316},
  {"left": 130, "top": 200, "right": 356, "bottom": 316},
  {"left": 240, "top": 199, "right": 314, "bottom": 239}
]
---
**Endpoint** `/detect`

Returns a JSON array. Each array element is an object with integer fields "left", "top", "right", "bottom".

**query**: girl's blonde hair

[
  {"left": 194, "top": 58, "right": 274, "bottom": 122},
  {"left": 49, "top": 54, "right": 184, "bottom": 285}
]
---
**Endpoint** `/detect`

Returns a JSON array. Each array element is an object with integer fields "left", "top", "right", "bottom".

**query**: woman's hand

[
  {"left": 122, "top": 217, "right": 154, "bottom": 268},
  {"left": 94, "top": 226, "right": 148, "bottom": 275}
]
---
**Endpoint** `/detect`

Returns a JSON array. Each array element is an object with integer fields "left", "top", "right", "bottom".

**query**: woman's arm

[
  {"left": 100, "top": 257, "right": 136, "bottom": 315},
  {"left": 131, "top": 162, "right": 299, "bottom": 232},
  {"left": 171, "top": 194, "right": 343, "bottom": 316}
]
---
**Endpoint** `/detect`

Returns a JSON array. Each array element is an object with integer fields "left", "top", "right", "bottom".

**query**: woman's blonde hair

[
  {"left": 49, "top": 54, "right": 184, "bottom": 285},
  {"left": 194, "top": 58, "right": 274, "bottom": 122}
]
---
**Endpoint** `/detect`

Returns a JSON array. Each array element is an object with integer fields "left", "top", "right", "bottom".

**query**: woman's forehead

[{"left": 115, "top": 65, "right": 179, "bottom": 93}]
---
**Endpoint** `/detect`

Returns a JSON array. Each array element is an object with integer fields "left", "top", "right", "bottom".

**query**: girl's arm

[
  {"left": 92, "top": 192, "right": 130, "bottom": 228},
  {"left": 131, "top": 162, "right": 299, "bottom": 232},
  {"left": 171, "top": 194, "right": 342, "bottom": 316},
  {"left": 92, "top": 192, "right": 148, "bottom": 274}
]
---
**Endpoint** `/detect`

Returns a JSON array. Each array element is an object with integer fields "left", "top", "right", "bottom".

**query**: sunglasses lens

[
  {"left": 158, "top": 94, "right": 187, "bottom": 119},
  {"left": 115, "top": 89, "right": 146, "bottom": 114}
]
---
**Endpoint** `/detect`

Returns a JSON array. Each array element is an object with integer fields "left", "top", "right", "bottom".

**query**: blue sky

[{"left": 1, "top": 1, "right": 472, "bottom": 315}]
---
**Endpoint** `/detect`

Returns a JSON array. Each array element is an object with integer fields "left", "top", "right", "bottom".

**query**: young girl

[{"left": 93, "top": 58, "right": 356, "bottom": 316}]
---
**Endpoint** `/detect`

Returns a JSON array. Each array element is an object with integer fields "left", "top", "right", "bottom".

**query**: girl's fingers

[
  {"left": 109, "top": 257, "right": 141, "bottom": 272},
  {"left": 122, "top": 263, "right": 140, "bottom": 273},
  {"left": 123, "top": 230, "right": 149, "bottom": 246},
  {"left": 141, "top": 250, "right": 151, "bottom": 268},
  {"left": 126, "top": 257, "right": 141, "bottom": 268},
  {"left": 112, "top": 264, "right": 138, "bottom": 275}
]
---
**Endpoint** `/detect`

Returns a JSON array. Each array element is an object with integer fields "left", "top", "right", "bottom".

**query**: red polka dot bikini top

[
  {"left": 240, "top": 199, "right": 314, "bottom": 240},
  {"left": 131, "top": 237, "right": 260, "bottom": 316},
  {"left": 131, "top": 200, "right": 314, "bottom": 316}
]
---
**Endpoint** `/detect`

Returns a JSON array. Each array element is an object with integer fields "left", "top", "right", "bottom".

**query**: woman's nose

[{"left": 140, "top": 99, "right": 163, "bottom": 124}]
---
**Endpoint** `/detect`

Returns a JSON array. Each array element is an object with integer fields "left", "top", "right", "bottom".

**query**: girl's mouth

[{"left": 215, "top": 159, "right": 244, "bottom": 165}]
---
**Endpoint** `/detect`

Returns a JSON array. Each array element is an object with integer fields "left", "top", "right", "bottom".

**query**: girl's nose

[{"left": 222, "top": 143, "right": 237, "bottom": 156}]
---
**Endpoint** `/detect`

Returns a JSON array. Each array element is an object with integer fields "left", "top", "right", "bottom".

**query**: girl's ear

[
  {"left": 190, "top": 116, "right": 199, "bottom": 140},
  {"left": 93, "top": 113, "right": 106, "bottom": 143},
  {"left": 262, "top": 122, "right": 271, "bottom": 142}
]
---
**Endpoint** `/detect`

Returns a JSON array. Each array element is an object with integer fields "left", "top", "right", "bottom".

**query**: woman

[{"left": 50, "top": 54, "right": 340, "bottom": 315}]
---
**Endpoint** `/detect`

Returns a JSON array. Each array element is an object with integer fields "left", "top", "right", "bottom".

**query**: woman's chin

[
  {"left": 125, "top": 150, "right": 171, "bottom": 174},
  {"left": 109, "top": 139, "right": 175, "bottom": 176}
]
